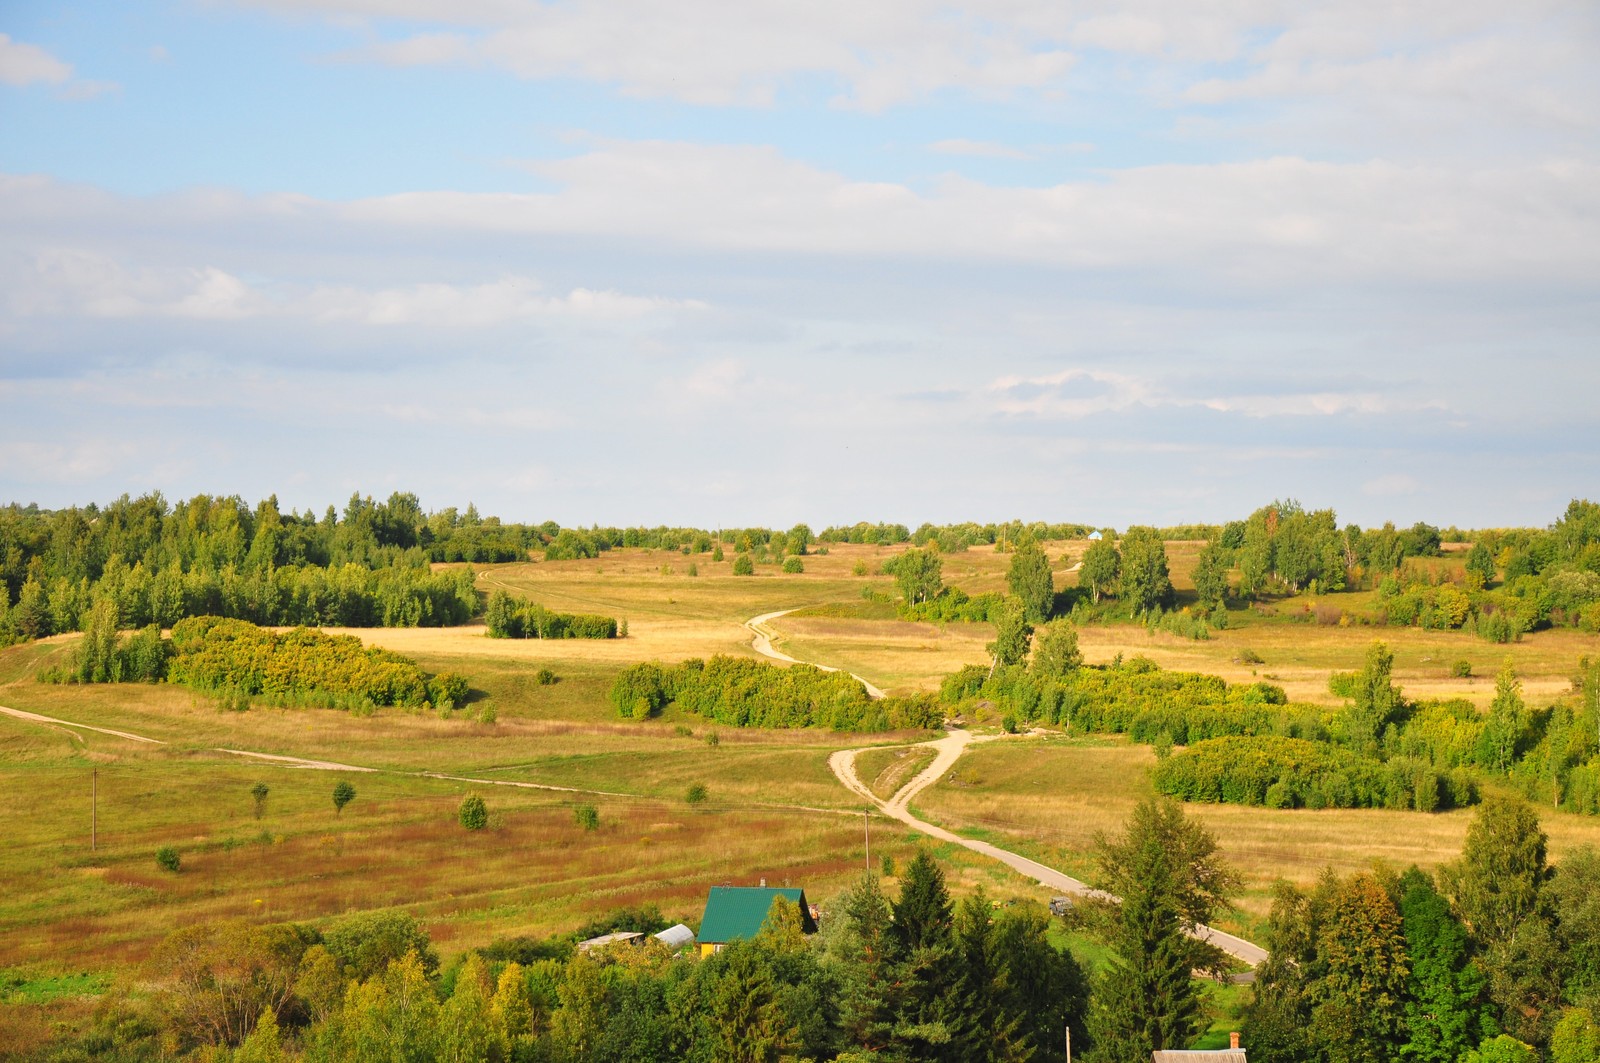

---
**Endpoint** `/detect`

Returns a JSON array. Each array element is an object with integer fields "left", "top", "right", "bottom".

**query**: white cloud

[
  {"left": 307, "top": 276, "right": 703, "bottom": 325},
  {"left": 331, "top": 143, "right": 1600, "bottom": 287},
  {"left": 0, "top": 34, "right": 73, "bottom": 86},
  {"left": 0, "top": 35, "right": 119, "bottom": 99},
  {"left": 928, "top": 138, "right": 1033, "bottom": 160},
  {"left": 10, "top": 252, "right": 702, "bottom": 327},
  {"left": 297, "top": 1, "right": 1080, "bottom": 108},
  {"left": 15, "top": 250, "right": 264, "bottom": 319}
]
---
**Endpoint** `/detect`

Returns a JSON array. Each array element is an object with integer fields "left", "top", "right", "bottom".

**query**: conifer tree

[{"left": 1088, "top": 799, "right": 1237, "bottom": 1061}]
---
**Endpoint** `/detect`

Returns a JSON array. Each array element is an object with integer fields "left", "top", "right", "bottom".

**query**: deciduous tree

[
  {"left": 1006, "top": 539, "right": 1054, "bottom": 623},
  {"left": 1079, "top": 537, "right": 1120, "bottom": 603}
]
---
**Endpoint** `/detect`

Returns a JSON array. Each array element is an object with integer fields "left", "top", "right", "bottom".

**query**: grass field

[
  {"left": 3, "top": 537, "right": 1598, "bottom": 1041},
  {"left": 913, "top": 732, "right": 1600, "bottom": 941},
  {"left": 854, "top": 745, "right": 939, "bottom": 800}
]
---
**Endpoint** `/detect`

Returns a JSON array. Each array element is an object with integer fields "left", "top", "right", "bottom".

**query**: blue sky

[{"left": 2, "top": 1, "right": 1596, "bottom": 529}]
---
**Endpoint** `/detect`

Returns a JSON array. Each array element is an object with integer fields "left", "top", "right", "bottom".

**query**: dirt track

[{"left": 757, "top": 607, "right": 1268, "bottom": 967}]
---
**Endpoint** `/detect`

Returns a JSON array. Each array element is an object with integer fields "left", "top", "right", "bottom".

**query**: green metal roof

[{"left": 698, "top": 886, "right": 816, "bottom": 944}]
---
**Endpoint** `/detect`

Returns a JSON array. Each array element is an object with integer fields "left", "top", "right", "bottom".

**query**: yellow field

[
  {"left": 913, "top": 734, "right": 1600, "bottom": 940},
  {"left": 3, "top": 537, "right": 1598, "bottom": 987}
]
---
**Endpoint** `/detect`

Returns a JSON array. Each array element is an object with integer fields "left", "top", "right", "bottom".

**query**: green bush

[
  {"left": 732, "top": 554, "right": 754, "bottom": 576},
  {"left": 155, "top": 846, "right": 181, "bottom": 873},
  {"left": 1452, "top": 659, "right": 1473, "bottom": 678},
  {"left": 610, "top": 655, "right": 883, "bottom": 730},
  {"left": 458, "top": 794, "right": 488, "bottom": 830},
  {"left": 1153, "top": 735, "right": 1471, "bottom": 812},
  {"left": 485, "top": 590, "right": 619, "bottom": 639},
  {"left": 685, "top": 783, "right": 708, "bottom": 805},
  {"left": 575, "top": 804, "right": 599, "bottom": 831},
  {"left": 782, "top": 557, "right": 804, "bottom": 574},
  {"left": 165, "top": 617, "right": 460, "bottom": 710}
]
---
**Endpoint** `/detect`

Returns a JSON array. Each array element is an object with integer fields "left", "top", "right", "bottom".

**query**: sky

[{"left": 1, "top": 2, "right": 1597, "bottom": 530}]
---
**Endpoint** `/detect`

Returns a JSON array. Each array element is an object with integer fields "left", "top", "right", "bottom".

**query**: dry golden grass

[
  {"left": 4, "top": 537, "right": 1597, "bottom": 981},
  {"left": 912, "top": 735, "right": 1600, "bottom": 940},
  {"left": 854, "top": 746, "right": 939, "bottom": 801},
  {"left": 0, "top": 713, "right": 987, "bottom": 975}
]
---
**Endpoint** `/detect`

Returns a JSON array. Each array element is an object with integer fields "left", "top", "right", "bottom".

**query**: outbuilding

[{"left": 697, "top": 886, "right": 816, "bottom": 957}]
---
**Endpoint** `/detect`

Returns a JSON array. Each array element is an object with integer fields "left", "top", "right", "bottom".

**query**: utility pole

[
  {"left": 1064, "top": 1024, "right": 1071, "bottom": 1062},
  {"left": 863, "top": 809, "right": 870, "bottom": 875},
  {"left": 91, "top": 768, "right": 97, "bottom": 852}
]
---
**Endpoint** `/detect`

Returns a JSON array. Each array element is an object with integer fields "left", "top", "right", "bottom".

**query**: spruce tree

[
  {"left": 892, "top": 851, "right": 954, "bottom": 952},
  {"left": 1089, "top": 826, "right": 1202, "bottom": 1060}
]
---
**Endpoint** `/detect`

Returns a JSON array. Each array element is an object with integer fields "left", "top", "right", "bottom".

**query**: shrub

[
  {"left": 166, "top": 617, "right": 452, "bottom": 709},
  {"left": 1452, "top": 659, "right": 1474, "bottom": 678},
  {"left": 610, "top": 655, "right": 880, "bottom": 730},
  {"left": 1235, "top": 648, "right": 1265, "bottom": 665},
  {"left": 485, "top": 591, "right": 619, "bottom": 639},
  {"left": 535, "top": 668, "right": 557, "bottom": 685},
  {"left": 156, "top": 846, "right": 181, "bottom": 873},
  {"left": 458, "top": 794, "right": 488, "bottom": 830},
  {"left": 575, "top": 804, "right": 599, "bottom": 831},
  {"left": 685, "top": 783, "right": 708, "bottom": 805},
  {"left": 782, "top": 557, "right": 804, "bottom": 574},
  {"left": 732, "top": 554, "right": 754, "bottom": 576},
  {"left": 332, "top": 780, "right": 356, "bottom": 816}
]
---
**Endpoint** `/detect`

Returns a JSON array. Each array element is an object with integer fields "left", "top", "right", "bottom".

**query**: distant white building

[{"left": 653, "top": 923, "right": 696, "bottom": 949}]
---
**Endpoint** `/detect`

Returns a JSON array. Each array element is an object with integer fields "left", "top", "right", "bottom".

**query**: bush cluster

[
  {"left": 483, "top": 590, "right": 618, "bottom": 640},
  {"left": 1153, "top": 735, "right": 1477, "bottom": 811},
  {"left": 610, "top": 656, "right": 941, "bottom": 731},
  {"left": 165, "top": 616, "right": 468, "bottom": 709}
]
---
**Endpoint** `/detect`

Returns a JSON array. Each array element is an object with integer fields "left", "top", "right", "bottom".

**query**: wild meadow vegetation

[{"left": 2, "top": 492, "right": 1599, "bottom": 1060}]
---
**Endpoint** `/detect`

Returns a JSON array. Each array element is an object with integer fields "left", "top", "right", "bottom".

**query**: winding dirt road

[
  {"left": 746, "top": 609, "right": 1266, "bottom": 966},
  {"left": 746, "top": 609, "right": 887, "bottom": 698}
]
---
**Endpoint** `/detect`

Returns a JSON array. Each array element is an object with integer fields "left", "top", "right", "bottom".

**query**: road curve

[
  {"left": 746, "top": 608, "right": 888, "bottom": 699},
  {"left": 829, "top": 732, "right": 1268, "bottom": 968}
]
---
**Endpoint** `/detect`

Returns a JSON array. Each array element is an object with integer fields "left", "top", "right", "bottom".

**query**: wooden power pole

[{"left": 91, "top": 768, "right": 97, "bottom": 852}]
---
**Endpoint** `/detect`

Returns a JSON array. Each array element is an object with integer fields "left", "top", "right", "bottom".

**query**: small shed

[
  {"left": 1153, "top": 1033, "right": 1245, "bottom": 1062},
  {"left": 654, "top": 924, "right": 696, "bottom": 949},
  {"left": 698, "top": 886, "right": 816, "bottom": 957},
  {"left": 577, "top": 930, "right": 644, "bottom": 952}
]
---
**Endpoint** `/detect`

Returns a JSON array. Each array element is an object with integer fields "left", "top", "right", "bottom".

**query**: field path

[
  {"left": 0, "top": 704, "right": 164, "bottom": 745},
  {"left": 828, "top": 734, "right": 1268, "bottom": 967},
  {"left": 746, "top": 608, "right": 888, "bottom": 698},
  {"left": 0, "top": 702, "right": 866, "bottom": 817},
  {"left": 753, "top": 602, "right": 1268, "bottom": 966}
]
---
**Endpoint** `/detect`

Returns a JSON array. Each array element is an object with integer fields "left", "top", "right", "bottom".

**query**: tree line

[
  {"left": 37, "top": 853, "right": 1086, "bottom": 1063},
  {"left": 1246, "top": 795, "right": 1600, "bottom": 1063},
  {"left": 484, "top": 591, "right": 620, "bottom": 640},
  {"left": 610, "top": 656, "right": 943, "bottom": 732},
  {"left": 43, "top": 614, "right": 469, "bottom": 712}
]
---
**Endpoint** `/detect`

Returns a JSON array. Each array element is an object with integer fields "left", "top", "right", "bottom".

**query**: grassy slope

[{"left": 3, "top": 537, "right": 1597, "bottom": 994}]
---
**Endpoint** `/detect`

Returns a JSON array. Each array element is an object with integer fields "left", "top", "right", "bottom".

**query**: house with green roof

[{"left": 697, "top": 885, "right": 816, "bottom": 957}]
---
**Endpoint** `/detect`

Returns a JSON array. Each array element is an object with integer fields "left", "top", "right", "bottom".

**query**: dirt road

[
  {"left": 828, "top": 731, "right": 1267, "bottom": 966},
  {"left": 746, "top": 608, "right": 888, "bottom": 698}
]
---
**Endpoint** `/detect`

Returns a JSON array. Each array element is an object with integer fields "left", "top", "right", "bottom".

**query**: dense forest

[{"left": 3, "top": 492, "right": 1595, "bottom": 644}]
